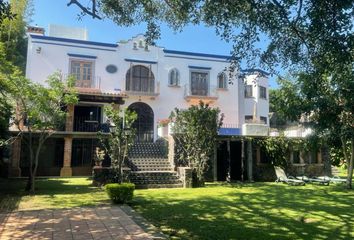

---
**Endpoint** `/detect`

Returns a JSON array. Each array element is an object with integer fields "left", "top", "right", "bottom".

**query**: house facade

[{"left": 8, "top": 25, "right": 286, "bottom": 183}]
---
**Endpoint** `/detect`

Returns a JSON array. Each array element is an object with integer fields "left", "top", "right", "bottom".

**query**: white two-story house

[{"left": 9, "top": 25, "right": 270, "bottom": 183}]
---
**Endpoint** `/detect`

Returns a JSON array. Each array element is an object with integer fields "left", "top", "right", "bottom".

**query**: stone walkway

[{"left": 0, "top": 206, "right": 161, "bottom": 240}]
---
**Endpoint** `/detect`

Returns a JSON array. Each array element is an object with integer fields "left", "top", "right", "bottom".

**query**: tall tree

[
  {"left": 170, "top": 102, "right": 223, "bottom": 187},
  {"left": 6, "top": 73, "right": 78, "bottom": 193}
]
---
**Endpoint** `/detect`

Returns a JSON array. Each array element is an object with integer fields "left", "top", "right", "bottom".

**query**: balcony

[
  {"left": 184, "top": 84, "right": 218, "bottom": 103},
  {"left": 62, "top": 74, "right": 101, "bottom": 91},
  {"left": 123, "top": 82, "right": 160, "bottom": 99}
]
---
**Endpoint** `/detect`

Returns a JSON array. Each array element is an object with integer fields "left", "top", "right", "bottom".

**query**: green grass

[
  {"left": 131, "top": 183, "right": 354, "bottom": 240},
  {"left": 0, "top": 178, "right": 109, "bottom": 211},
  {"left": 0, "top": 178, "right": 353, "bottom": 239}
]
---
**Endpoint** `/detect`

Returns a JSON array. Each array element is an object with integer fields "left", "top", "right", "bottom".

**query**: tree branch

[
  {"left": 271, "top": 0, "right": 310, "bottom": 50},
  {"left": 67, "top": 0, "right": 102, "bottom": 19}
]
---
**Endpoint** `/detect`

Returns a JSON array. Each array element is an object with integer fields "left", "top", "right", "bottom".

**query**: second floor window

[
  {"left": 191, "top": 71, "right": 209, "bottom": 96},
  {"left": 259, "top": 86, "right": 267, "bottom": 99},
  {"left": 70, "top": 60, "right": 93, "bottom": 82},
  {"left": 217, "top": 72, "right": 227, "bottom": 89},
  {"left": 245, "top": 85, "right": 253, "bottom": 97},
  {"left": 126, "top": 65, "right": 155, "bottom": 92},
  {"left": 169, "top": 68, "right": 180, "bottom": 86}
]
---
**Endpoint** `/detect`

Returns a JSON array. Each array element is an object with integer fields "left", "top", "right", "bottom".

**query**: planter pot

[{"left": 158, "top": 125, "right": 169, "bottom": 138}]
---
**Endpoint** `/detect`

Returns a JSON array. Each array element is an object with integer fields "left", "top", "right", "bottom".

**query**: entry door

[{"left": 128, "top": 102, "right": 154, "bottom": 142}]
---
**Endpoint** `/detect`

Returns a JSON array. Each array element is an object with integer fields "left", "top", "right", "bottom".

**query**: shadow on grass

[
  {"left": 0, "top": 177, "right": 108, "bottom": 212},
  {"left": 0, "top": 178, "right": 26, "bottom": 212},
  {"left": 131, "top": 183, "right": 354, "bottom": 240}
]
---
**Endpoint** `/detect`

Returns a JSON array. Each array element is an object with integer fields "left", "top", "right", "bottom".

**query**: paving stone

[{"left": 0, "top": 206, "right": 159, "bottom": 240}]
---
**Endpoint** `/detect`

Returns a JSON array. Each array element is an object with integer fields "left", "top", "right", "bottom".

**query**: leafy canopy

[{"left": 170, "top": 101, "right": 223, "bottom": 185}]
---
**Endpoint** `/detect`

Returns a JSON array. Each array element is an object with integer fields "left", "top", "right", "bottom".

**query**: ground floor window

[{"left": 71, "top": 139, "right": 98, "bottom": 167}]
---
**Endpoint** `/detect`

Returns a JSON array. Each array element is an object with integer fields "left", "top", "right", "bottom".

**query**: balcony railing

[
  {"left": 184, "top": 84, "right": 218, "bottom": 102},
  {"left": 62, "top": 74, "right": 101, "bottom": 90},
  {"left": 73, "top": 117, "right": 110, "bottom": 132},
  {"left": 123, "top": 81, "right": 160, "bottom": 97}
]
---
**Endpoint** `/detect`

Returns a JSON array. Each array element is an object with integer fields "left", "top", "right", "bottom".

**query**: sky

[{"left": 29, "top": 0, "right": 277, "bottom": 87}]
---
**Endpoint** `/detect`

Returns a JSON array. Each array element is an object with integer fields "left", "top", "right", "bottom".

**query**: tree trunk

[
  {"left": 321, "top": 147, "right": 331, "bottom": 176},
  {"left": 25, "top": 133, "right": 33, "bottom": 192},
  {"left": 30, "top": 139, "right": 44, "bottom": 194},
  {"left": 346, "top": 139, "right": 354, "bottom": 189}
]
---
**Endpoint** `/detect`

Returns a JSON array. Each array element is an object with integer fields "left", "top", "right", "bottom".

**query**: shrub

[{"left": 105, "top": 183, "right": 135, "bottom": 204}]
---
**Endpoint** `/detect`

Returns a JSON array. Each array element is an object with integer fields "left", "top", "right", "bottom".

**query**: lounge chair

[
  {"left": 296, "top": 176, "right": 330, "bottom": 186},
  {"left": 318, "top": 176, "right": 347, "bottom": 184},
  {"left": 274, "top": 166, "right": 306, "bottom": 186}
]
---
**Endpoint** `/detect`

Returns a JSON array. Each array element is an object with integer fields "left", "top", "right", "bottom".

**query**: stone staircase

[{"left": 127, "top": 142, "right": 183, "bottom": 189}]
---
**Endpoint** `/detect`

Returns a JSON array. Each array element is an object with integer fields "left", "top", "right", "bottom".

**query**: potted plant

[{"left": 157, "top": 118, "right": 170, "bottom": 137}]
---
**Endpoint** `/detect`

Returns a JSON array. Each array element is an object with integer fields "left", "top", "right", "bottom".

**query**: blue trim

[
  {"left": 218, "top": 128, "right": 242, "bottom": 136},
  {"left": 188, "top": 65, "right": 212, "bottom": 70},
  {"left": 68, "top": 53, "right": 97, "bottom": 59},
  {"left": 32, "top": 41, "right": 116, "bottom": 52},
  {"left": 165, "top": 55, "right": 229, "bottom": 63},
  {"left": 124, "top": 58, "right": 157, "bottom": 64},
  {"left": 30, "top": 34, "right": 118, "bottom": 48},
  {"left": 164, "top": 49, "right": 231, "bottom": 60},
  {"left": 241, "top": 68, "right": 270, "bottom": 76}
]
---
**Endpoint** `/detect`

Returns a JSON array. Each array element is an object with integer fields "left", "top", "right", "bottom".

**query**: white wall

[{"left": 26, "top": 33, "right": 269, "bottom": 139}]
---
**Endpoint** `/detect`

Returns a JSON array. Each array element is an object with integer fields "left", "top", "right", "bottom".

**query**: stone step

[
  {"left": 129, "top": 158, "right": 170, "bottom": 162},
  {"left": 134, "top": 183, "right": 183, "bottom": 189},
  {"left": 130, "top": 167, "right": 174, "bottom": 171},
  {"left": 132, "top": 180, "right": 181, "bottom": 185}
]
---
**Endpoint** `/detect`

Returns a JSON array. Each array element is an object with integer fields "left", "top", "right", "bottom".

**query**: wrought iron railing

[
  {"left": 62, "top": 73, "right": 101, "bottom": 89},
  {"left": 73, "top": 117, "right": 103, "bottom": 132},
  {"left": 124, "top": 82, "right": 160, "bottom": 96},
  {"left": 184, "top": 84, "right": 218, "bottom": 99}
]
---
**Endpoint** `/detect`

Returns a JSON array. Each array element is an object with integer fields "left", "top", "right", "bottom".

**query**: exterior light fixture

[{"left": 36, "top": 47, "right": 42, "bottom": 54}]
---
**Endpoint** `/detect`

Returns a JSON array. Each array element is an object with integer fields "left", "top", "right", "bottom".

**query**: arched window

[
  {"left": 126, "top": 65, "right": 155, "bottom": 93},
  {"left": 217, "top": 72, "right": 227, "bottom": 89},
  {"left": 168, "top": 68, "right": 180, "bottom": 86}
]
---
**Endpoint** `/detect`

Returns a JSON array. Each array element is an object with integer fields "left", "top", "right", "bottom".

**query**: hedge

[{"left": 105, "top": 183, "right": 135, "bottom": 204}]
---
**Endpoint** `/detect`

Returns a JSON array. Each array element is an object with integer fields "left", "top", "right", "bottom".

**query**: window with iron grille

[
  {"left": 125, "top": 65, "right": 155, "bottom": 92},
  {"left": 169, "top": 68, "right": 180, "bottom": 86},
  {"left": 245, "top": 85, "right": 253, "bottom": 97},
  {"left": 70, "top": 60, "right": 93, "bottom": 82},
  {"left": 259, "top": 86, "right": 267, "bottom": 99},
  {"left": 190, "top": 71, "right": 209, "bottom": 96},
  {"left": 217, "top": 72, "right": 227, "bottom": 89}
]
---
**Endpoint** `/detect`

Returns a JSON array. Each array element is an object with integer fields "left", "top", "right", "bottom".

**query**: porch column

[
  {"left": 241, "top": 139, "right": 245, "bottom": 181},
  {"left": 213, "top": 144, "right": 217, "bottom": 181},
  {"left": 247, "top": 140, "right": 253, "bottom": 181},
  {"left": 226, "top": 140, "right": 231, "bottom": 182},
  {"left": 60, "top": 136, "right": 73, "bottom": 177},
  {"left": 9, "top": 138, "right": 21, "bottom": 177},
  {"left": 168, "top": 135, "right": 175, "bottom": 168},
  {"left": 65, "top": 104, "right": 74, "bottom": 131}
]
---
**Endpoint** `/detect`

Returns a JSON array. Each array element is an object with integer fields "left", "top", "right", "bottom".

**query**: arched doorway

[{"left": 128, "top": 102, "right": 154, "bottom": 142}]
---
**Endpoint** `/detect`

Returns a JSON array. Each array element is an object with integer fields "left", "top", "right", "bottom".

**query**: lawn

[
  {"left": 131, "top": 182, "right": 354, "bottom": 240},
  {"left": 0, "top": 177, "right": 110, "bottom": 211},
  {"left": 0, "top": 178, "right": 353, "bottom": 240}
]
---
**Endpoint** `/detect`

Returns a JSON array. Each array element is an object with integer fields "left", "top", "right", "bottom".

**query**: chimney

[{"left": 27, "top": 26, "right": 45, "bottom": 36}]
